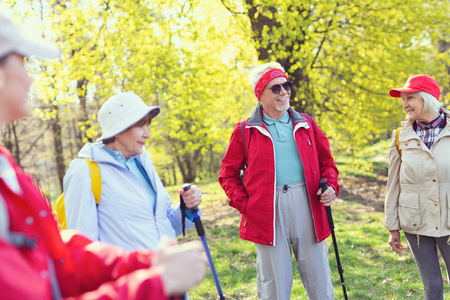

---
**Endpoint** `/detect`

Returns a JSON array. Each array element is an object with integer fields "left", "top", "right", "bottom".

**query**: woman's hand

[
  {"left": 317, "top": 186, "right": 336, "bottom": 207},
  {"left": 154, "top": 240, "right": 207, "bottom": 296},
  {"left": 179, "top": 185, "right": 202, "bottom": 209},
  {"left": 388, "top": 230, "right": 403, "bottom": 251}
]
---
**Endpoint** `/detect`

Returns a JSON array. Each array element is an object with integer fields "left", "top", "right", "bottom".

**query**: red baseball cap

[{"left": 389, "top": 75, "right": 441, "bottom": 100}]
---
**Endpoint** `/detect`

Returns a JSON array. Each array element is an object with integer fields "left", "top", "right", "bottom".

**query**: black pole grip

[
  {"left": 182, "top": 183, "right": 200, "bottom": 213},
  {"left": 183, "top": 184, "right": 204, "bottom": 235},
  {"left": 194, "top": 218, "right": 205, "bottom": 237},
  {"left": 319, "top": 178, "right": 335, "bottom": 230},
  {"left": 180, "top": 184, "right": 191, "bottom": 237},
  {"left": 319, "top": 178, "right": 328, "bottom": 193}
]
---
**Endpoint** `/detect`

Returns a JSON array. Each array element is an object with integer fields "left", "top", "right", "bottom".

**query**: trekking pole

[
  {"left": 181, "top": 184, "right": 226, "bottom": 300},
  {"left": 319, "top": 178, "right": 348, "bottom": 300}
]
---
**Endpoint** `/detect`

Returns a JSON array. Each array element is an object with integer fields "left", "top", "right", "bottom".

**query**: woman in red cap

[{"left": 385, "top": 74, "right": 450, "bottom": 299}]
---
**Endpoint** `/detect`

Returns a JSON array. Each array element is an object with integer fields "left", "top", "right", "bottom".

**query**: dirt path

[{"left": 338, "top": 175, "right": 387, "bottom": 212}]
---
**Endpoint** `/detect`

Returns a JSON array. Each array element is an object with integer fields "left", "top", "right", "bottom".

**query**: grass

[
  {"left": 334, "top": 139, "right": 391, "bottom": 179},
  {"left": 167, "top": 178, "right": 450, "bottom": 300}
]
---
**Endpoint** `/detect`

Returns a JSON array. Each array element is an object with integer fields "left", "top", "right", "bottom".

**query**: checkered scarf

[{"left": 413, "top": 112, "right": 446, "bottom": 149}]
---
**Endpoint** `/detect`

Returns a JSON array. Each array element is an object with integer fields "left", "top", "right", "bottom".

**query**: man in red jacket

[
  {"left": 0, "top": 13, "right": 206, "bottom": 299},
  {"left": 219, "top": 62, "right": 339, "bottom": 300}
]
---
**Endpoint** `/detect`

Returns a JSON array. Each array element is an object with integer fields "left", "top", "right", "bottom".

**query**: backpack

[
  {"left": 395, "top": 127, "right": 402, "bottom": 157},
  {"left": 55, "top": 158, "right": 101, "bottom": 230}
]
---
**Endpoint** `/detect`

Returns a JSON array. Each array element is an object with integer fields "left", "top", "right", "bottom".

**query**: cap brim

[
  {"left": 15, "top": 39, "right": 61, "bottom": 59},
  {"left": 389, "top": 88, "right": 420, "bottom": 98}
]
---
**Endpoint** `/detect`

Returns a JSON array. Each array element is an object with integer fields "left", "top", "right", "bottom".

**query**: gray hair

[
  {"left": 249, "top": 62, "right": 285, "bottom": 90},
  {"left": 419, "top": 91, "right": 444, "bottom": 114}
]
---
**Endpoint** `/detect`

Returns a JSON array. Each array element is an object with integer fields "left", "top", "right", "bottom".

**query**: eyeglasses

[{"left": 265, "top": 81, "right": 293, "bottom": 94}]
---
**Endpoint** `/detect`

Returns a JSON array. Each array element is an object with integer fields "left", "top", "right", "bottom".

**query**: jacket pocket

[{"left": 398, "top": 192, "right": 421, "bottom": 231}]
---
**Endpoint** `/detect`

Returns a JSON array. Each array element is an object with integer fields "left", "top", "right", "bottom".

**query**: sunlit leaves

[
  {"left": 30, "top": 0, "right": 256, "bottom": 181},
  {"left": 239, "top": 0, "right": 450, "bottom": 153}
]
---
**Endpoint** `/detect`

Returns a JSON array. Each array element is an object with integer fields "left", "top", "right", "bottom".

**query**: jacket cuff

[
  {"left": 235, "top": 198, "right": 247, "bottom": 215},
  {"left": 385, "top": 223, "right": 401, "bottom": 232}
]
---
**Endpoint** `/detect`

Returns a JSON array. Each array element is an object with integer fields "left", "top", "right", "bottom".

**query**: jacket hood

[
  {"left": 78, "top": 142, "right": 122, "bottom": 165},
  {"left": 247, "top": 102, "right": 307, "bottom": 126}
]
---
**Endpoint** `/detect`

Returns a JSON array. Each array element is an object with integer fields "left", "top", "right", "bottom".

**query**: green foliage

[
  {"left": 29, "top": 0, "right": 257, "bottom": 183},
  {"left": 224, "top": 0, "right": 450, "bottom": 153},
  {"left": 4, "top": 0, "right": 450, "bottom": 191},
  {"left": 335, "top": 139, "right": 391, "bottom": 179}
]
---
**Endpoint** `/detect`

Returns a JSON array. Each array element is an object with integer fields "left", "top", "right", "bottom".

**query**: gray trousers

[
  {"left": 404, "top": 233, "right": 450, "bottom": 300},
  {"left": 255, "top": 182, "right": 334, "bottom": 300}
]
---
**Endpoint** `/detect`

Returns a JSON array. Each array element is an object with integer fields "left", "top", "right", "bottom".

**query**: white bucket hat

[
  {"left": 97, "top": 92, "right": 160, "bottom": 141},
  {"left": 0, "top": 13, "right": 60, "bottom": 59}
]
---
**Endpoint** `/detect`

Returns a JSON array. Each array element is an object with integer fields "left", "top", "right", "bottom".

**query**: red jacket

[
  {"left": 0, "top": 146, "right": 171, "bottom": 300},
  {"left": 219, "top": 104, "right": 339, "bottom": 245}
]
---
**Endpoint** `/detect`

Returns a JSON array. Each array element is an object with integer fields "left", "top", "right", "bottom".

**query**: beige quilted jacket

[{"left": 385, "top": 109, "right": 450, "bottom": 236}]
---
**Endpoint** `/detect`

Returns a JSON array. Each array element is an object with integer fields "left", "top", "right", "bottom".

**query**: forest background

[
  {"left": 2, "top": 0, "right": 450, "bottom": 299},
  {"left": 2, "top": 0, "right": 450, "bottom": 199}
]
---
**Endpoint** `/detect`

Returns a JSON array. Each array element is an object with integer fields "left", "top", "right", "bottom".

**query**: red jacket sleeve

[
  {"left": 218, "top": 122, "right": 249, "bottom": 214},
  {"left": 58, "top": 231, "right": 169, "bottom": 300},
  {"left": 0, "top": 237, "right": 53, "bottom": 300},
  {"left": 311, "top": 118, "right": 340, "bottom": 195},
  {"left": 0, "top": 231, "right": 170, "bottom": 300}
]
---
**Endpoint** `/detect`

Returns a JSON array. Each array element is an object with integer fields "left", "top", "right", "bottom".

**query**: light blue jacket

[{"left": 63, "top": 142, "right": 194, "bottom": 251}]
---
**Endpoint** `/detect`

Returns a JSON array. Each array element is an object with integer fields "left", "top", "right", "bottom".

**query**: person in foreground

[
  {"left": 218, "top": 62, "right": 339, "bottom": 300},
  {"left": 385, "top": 74, "right": 450, "bottom": 300},
  {"left": 0, "top": 13, "right": 206, "bottom": 299},
  {"left": 63, "top": 91, "right": 202, "bottom": 252}
]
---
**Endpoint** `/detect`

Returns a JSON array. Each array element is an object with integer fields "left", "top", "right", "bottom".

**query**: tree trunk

[
  {"left": 174, "top": 148, "right": 202, "bottom": 183},
  {"left": 244, "top": 0, "right": 313, "bottom": 114},
  {"left": 2, "top": 123, "right": 22, "bottom": 165},
  {"left": 52, "top": 107, "right": 65, "bottom": 192}
]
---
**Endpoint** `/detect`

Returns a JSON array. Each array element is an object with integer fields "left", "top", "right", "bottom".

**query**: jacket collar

[
  {"left": 247, "top": 102, "right": 307, "bottom": 126},
  {"left": 399, "top": 108, "right": 450, "bottom": 142},
  {"left": 78, "top": 142, "right": 125, "bottom": 166}
]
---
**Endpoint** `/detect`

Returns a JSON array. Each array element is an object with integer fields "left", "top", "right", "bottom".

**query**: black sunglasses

[{"left": 265, "top": 81, "right": 293, "bottom": 94}]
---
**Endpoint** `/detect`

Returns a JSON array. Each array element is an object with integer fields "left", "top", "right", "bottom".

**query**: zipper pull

[{"left": 307, "top": 139, "right": 311, "bottom": 146}]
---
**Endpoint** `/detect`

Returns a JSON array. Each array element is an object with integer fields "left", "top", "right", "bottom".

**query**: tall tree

[
  {"left": 221, "top": 0, "right": 450, "bottom": 152},
  {"left": 32, "top": 0, "right": 255, "bottom": 184}
]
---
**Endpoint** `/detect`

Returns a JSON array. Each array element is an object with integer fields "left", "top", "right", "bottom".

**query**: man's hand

[
  {"left": 388, "top": 230, "right": 403, "bottom": 252},
  {"left": 153, "top": 240, "right": 208, "bottom": 296},
  {"left": 317, "top": 186, "right": 336, "bottom": 207},
  {"left": 179, "top": 185, "right": 202, "bottom": 209}
]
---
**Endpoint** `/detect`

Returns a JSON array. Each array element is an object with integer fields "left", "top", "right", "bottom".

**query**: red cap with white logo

[{"left": 389, "top": 75, "right": 441, "bottom": 100}]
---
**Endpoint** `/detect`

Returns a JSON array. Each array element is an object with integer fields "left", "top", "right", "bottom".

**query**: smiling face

[
  {"left": 107, "top": 117, "right": 151, "bottom": 159},
  {"left": 259, "top": 77, "right": 291, "bottom": 119},
  {"left": 401, "top": 92, "right": 424, "bottom": 122},
  {"left": 0, "top": 54, "right": 33, "bottom": 126}
]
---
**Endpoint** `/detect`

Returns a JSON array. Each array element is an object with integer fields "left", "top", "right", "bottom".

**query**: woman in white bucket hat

[
  {"left": 63, "top": 92, "right": 202, "bottom": 251},
  {"left": 0, "top": 12, "right": 206, "bottom": 299}
]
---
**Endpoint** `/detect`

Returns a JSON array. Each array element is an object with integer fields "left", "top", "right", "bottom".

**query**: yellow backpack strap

[
  {"left": 83, "top": 158, "right": 101, "bottom": 205},
  {"left": 55, "top": 193, "right": 66, "bottom": 229},
  {"left": 395, "top": 127, "right": 402, "bottom": 157}
]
